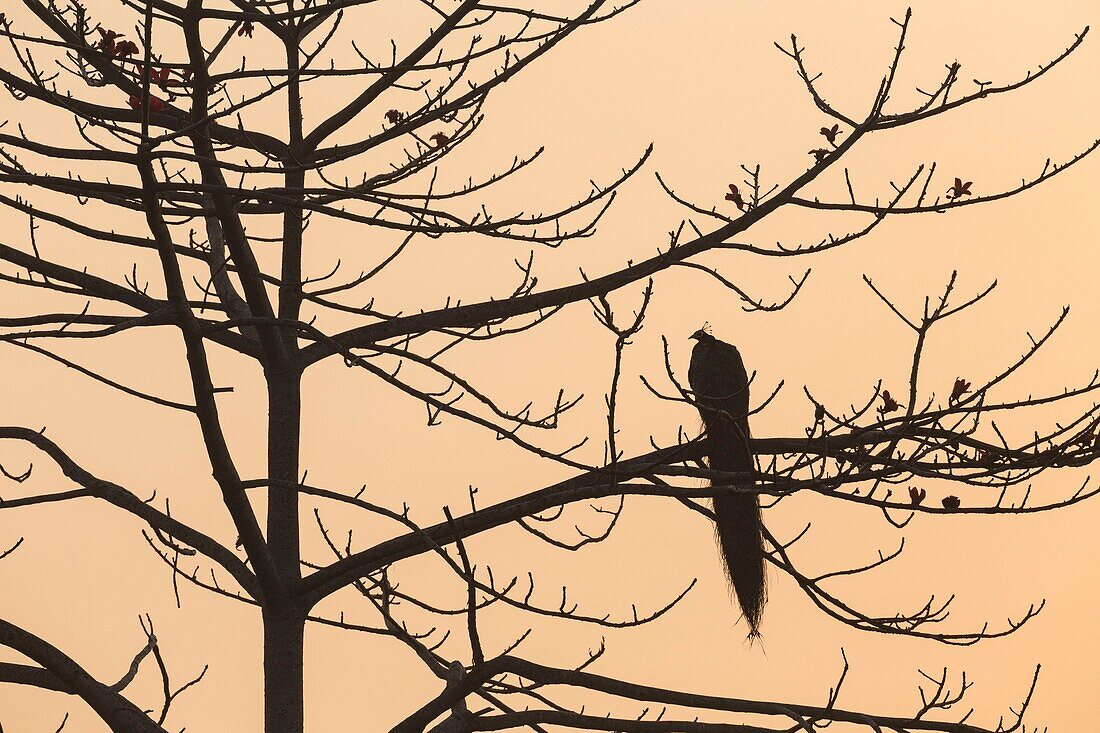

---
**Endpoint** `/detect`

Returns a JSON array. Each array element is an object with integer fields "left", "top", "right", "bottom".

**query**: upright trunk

[
  {"left": 265, "top": 371, "right": 304, "bottom": 733},
  {"left": 266, "top": 35, "right": 307, "bottom": 731},
  {"left": 263, "top": 604, "right": 306, "bottom": 733}
]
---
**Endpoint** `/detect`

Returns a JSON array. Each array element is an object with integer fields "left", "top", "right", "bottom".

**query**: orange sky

[{"left": 1, "top": 1, "right": 1099, "bottom": 731}]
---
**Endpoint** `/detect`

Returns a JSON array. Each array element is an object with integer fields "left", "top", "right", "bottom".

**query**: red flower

[
  {"left": 946, "top": 177, "right": 973, "bottom": 200},
  {"left": 95, "top": 29, "right": 139, "bottom": 58},
  {"left": 385, "top": 109, "right": 403, "bottom": 125},
  {"left": 819, "top": 124, "right": 841, "bottom": 144},
  {"left": 879, "top": 389, "right": 901, "bottom": 415},
  {"left": 941, "top": 495, "right": 961, "bottom": 510},
  {"left": 430, "top": 132, "right": 449, "bottom": 147},
  {"left": 115, "top": 40, "right": 139, "bottom": 58},
  {"left": 138, "top": 63, "right": 173, "bottom": 85},
  {"left": 724, "top": 183, "right": 748, "bottom": 212},
  {"left": 95, "top": 28, "right": 122, "bottom": 55},
  {"left": 809, "top": 148, "right": 830, "bottom": 163},
  {"left": 949, "top": 377, "right": 971, "bottom": 403},
  {"left": 128, "top": 94, "right": 167, "bottom": 113},
  {"left": 909, "top": 487, "right": 926, "bottom": 506}
]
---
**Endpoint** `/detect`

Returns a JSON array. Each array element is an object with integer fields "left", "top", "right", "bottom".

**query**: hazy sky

[{"left": 1, "top": 1, "right": 1098, "bottom": 730}]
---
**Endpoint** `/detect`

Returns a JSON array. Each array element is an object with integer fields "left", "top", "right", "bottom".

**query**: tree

[{"left": 0, "top": 1, "right": 1098, "bottom": 731}]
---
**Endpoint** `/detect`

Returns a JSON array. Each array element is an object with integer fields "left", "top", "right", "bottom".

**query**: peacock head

[{"left": 690, "top": 322, "right": 713, "bottom": 341}]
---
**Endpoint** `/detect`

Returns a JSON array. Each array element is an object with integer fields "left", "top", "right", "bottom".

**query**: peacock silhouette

[{"left": 688, "top": 326, "right": 767, "bottom": 637}]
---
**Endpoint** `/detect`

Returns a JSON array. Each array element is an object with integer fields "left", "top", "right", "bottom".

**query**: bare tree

[{"left": 0, "top": 2, "right": 1098, "bottom": 732}]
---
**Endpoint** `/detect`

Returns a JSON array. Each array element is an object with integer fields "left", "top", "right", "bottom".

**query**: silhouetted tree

[{"left": 1, "top": 3, "right": 1098, "bottom": 733}]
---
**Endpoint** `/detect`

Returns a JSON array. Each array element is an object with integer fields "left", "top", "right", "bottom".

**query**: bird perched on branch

[{"left": 688, "top": 326, "right": 767, "bottom": 637}]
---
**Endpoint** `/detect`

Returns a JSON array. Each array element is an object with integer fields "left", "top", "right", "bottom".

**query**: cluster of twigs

[{"left": 0, "top": 2, "right": 1096, "bottom": 732}]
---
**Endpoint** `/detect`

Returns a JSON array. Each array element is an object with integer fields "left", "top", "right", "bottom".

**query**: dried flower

[
  {"left": 879, "top": 389, "right": 901, "bottom": 415},
  {"left": 946, "top": 177, "right": 973, "bottom": 200},
  {"left": 949, "top": 377, "right": 971, "bottom": 403},
  {"left": 819, "top": 124, "right": 841, "bottom": 144},
  {"left": 724, "top": 183, "right": 748, "bottom": 211}
]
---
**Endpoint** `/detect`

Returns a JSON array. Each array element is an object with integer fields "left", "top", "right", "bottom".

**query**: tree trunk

[
  {"left": 263, "top": 605, "right": 306, "bottom": 733},
  {"left": 267, "top": 371, "right": 302, "bottom": 582},
  {"left": 265, "top": 370, "right": 304, "bottom": 732}
]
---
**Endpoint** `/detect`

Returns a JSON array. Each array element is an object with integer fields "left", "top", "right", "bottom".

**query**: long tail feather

[{"left": 706, "top": 418, "right": 767, "bottom": 635}]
